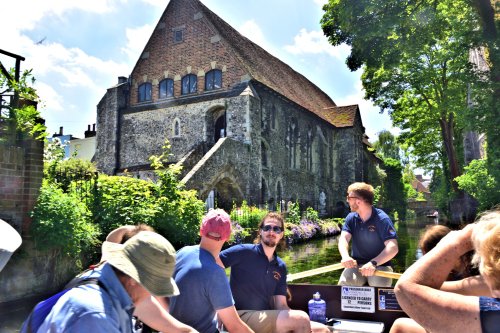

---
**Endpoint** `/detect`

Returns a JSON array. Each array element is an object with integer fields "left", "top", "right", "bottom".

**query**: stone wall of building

[
  {"left": 95, "top": 81, "right": 129, "bottom": 174},
  {"left": 257, "top": 85, "right": 354, "bottom": 213}
]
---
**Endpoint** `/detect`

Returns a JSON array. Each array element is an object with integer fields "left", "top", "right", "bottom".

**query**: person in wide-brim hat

[{"left": 102, "top": 231, "right": 179, "bottom": 297}]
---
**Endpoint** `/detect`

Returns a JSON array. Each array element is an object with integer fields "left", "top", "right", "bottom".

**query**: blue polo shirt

[
  {"left": 220, "top": 243, "right": 287, "bottom": 310},
  {"left": 342, "top": 208, "right": 397, "bottom": 266},
  {"left": 170, "top": 245, "right": 234, "bottom": 333},
  {"left": 479, "top": 296, "right": 500, "bottom": 333}
]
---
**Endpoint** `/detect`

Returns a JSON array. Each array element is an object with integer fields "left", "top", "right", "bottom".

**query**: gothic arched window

[
  {"left": 181, "top": 74, "right": 197, "bottom": 95},
  {"left": 138, "top": 83, "right": 152, "bottom": 102},
  {"left": 205, "top": 69, "right": 222, "bottom": 91},
  {"left": 159, "top": 79, "right": 174, "bottom": 99}
]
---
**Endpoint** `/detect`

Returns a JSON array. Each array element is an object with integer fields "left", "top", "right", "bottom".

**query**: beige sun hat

[
  {"left": 0, "top": 219, "right": 22, "bottom": 272},
  {"left": 102, "top": 231, "right": 179, "bottom": 297}
]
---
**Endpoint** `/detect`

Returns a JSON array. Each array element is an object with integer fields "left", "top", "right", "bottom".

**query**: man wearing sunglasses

[
  {"left": 338, "top": 182, "right": 399, "bottom": 287},
  {"left": 219, "top": 213, "right": 329, "bottom": 333}
]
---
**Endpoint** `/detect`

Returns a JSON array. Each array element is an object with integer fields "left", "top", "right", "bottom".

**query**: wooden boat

[{"left": 287, "top": 284, "right": 408, "bottom": 333}]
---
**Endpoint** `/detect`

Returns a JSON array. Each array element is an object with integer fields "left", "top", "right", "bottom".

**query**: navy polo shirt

[
  {"left": 220, "top": 243, "right": 288, "bottom": 310},
  {"left": 342, "top": 207, "right": 397, "bottom": 266}
]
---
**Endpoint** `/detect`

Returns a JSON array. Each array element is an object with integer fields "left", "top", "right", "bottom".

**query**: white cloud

[
  {"left": 334, "top": 81, "right": 399, "bottom": 140},
  {"left": 3, "top": 0, "right": 123, "bottom": 32},
  {"left": 238, "top": 20, "right": 268, "bottom": 49},
  {"left": 313, "top": 0, "right": 329, "bottom": 6},
  {"left": 34, "top": 82, "right": 64, "bottom": 112},
  {"left": 284, "top": 28, "right": 350, "bottom": 59},
  {"left": 122, "top": 24, "right": 156, "bottom": 60},
  {"left": 141, "top": 0, "right": 169, "bottom": 7}
]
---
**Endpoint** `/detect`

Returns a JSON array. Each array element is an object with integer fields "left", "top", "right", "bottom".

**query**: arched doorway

[{"left": 214, "top": 114, "right": 226, "bottom": 142}]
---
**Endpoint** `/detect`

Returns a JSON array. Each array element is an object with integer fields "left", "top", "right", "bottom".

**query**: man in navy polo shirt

[
  {"left": 220, "top": 213, "right": 329, "bottom": 333},
  {"left": 338, "top": 182, "right": 399, "bottom": 287},
  {"left": 169, "top": 209, "right": 254, "bottom": 333}
]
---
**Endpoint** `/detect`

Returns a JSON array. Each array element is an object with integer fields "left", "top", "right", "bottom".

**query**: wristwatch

[{"left": 370, "top": 260, "right": 378, "bottom": 267}]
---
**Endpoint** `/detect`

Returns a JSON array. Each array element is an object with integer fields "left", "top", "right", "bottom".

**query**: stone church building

[{"left": 94, "top": 0, "right": 381, "bottom": 215}]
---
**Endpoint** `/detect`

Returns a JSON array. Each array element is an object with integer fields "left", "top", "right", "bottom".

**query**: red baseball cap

[{"left": 200, "top": 209, "right": 231, "bottom": 242}]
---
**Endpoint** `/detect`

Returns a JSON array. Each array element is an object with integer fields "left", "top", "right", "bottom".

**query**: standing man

[
  {"left": 338, "top": 182, "right": 399, "bottom": 287},
  {"left": 169, "top": 209, "right": 254, "bottom": 333},
  {"left": 220, "top": 212, "right": 329, "bottom": 333},
  {"left": 33, "top": 231, "right": 180, "bottom": 332}
]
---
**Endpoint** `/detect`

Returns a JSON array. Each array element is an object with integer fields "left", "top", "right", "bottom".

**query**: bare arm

[
  {"left": 338, "top": 231, "right": 356, "bottom": 268},
  {"left": 441, "top": 275, "right": 493, "bottom": 297},
  {"left": 217, "top": 306, "right": 255, "bottom": 333},
  {"left": 273, "top": 295, "right": 291, "bottom": 310},
  {"left": 394, "top": 225, "right": 481, "bottom": 333},
  {"left": 359, "top": 239, "right": 399, "bottom": 276},
  {"left": 134, "top": 296, "right": 198, "bottom": 333},
  {"left": 106, "top": 225, "right": 136, "bottom": 242}
]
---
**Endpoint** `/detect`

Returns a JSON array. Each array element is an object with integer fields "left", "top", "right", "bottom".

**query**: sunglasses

[{"left": 261, "top": 225, "right": 283, "bottom": 234}]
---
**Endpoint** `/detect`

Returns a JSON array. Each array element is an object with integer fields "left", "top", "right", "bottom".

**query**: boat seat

[{"left": 328, "top": 318, "right": 384, "bottom": 332}]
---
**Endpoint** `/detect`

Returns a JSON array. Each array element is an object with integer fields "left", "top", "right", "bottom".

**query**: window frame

[
  {"left": 181, "top": 74, "right": 197, "bottom": 95},
  {"left": 205, "top": 69, "right": 222, "bottom": 91},
  {"left": 159, "top": 78, "right": 174, "bottom": 99},
  {"left": 138, "top": 82, "right": 152, "bottom": 103}
]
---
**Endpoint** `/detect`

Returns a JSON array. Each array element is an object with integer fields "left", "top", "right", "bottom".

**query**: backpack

[{"left": 20, "top": 278, "right": 105, "bottom": 333}]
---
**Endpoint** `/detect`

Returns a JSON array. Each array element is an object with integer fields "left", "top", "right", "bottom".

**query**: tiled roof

[
  {"left": 322, "top": 105, "right": 358, "bottom": 128},
  {"left": 194, "top": 0, "right": 345, "bottom": 127}
]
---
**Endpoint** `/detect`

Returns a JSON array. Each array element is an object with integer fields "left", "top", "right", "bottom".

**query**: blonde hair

[
  {"left": 471, "top": 209, "right": 500, "bottom": 290},
  {"left": 347, "top": 182, "right": 374, "bottom": 205}
]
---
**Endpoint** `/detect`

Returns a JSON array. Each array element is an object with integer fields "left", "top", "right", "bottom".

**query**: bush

[
  {"left": 30, "top": 180, "right": 100, "bottom": 269},
  {"left": 455, "top": 159, "right": 499, "bottom": 211},
  {"left": 93, "top": 174, "right": 159, "bottom": 238}
]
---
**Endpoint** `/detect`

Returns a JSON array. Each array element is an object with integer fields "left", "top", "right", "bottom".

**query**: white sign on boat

[{"left": 340, "top": 286, "right": 375, "bottom": 313}]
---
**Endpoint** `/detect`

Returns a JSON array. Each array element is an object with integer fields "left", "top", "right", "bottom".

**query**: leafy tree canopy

[{"left": 322, "top": 0, "right": 491, "bottom": 194}]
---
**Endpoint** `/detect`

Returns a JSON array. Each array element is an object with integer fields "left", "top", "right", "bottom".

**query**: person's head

[
  {"left": 255, "top": 212, "right": 286, "bottom": 250},
  {"left": 121, "top": 224, "right": 154, "bottom": 244},
  {"left": 471, "top": 209, "right": 500, "bottom": 293},
  {"left": 419, "top": 225, "right": 451, "bottom": 255},
  {"left": 102, "top": 231, "right": 179, "bottom": 304},
  {"left": 346, "top": 182, "right": 374, "bottom": 211},
  {"left": 200, "top": 209, "right": 232, "bottom": 242}
]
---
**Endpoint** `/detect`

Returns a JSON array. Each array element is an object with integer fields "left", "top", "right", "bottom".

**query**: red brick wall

[
  {"left": 0, "top": 137, "right": 43, "bottom": 234},
  {"left": 130, "top": 0, "right": 247, "bottom": 105}
]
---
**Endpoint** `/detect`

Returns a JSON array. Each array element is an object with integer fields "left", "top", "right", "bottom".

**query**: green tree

[
  {"left": 455, "top": 159, "right": 499, "bottom": 210},
  {"left": 372, "top": 130, "right": 401, "bottom": 161},
  {"left": 0, "top": 68, "right": 46, "bottom": 141},
  {"left": 378, "top": 158, "right": 408, "bottom": 220},
  {"left": 321, "top": 0, "right": 494, "bottom": 220}
]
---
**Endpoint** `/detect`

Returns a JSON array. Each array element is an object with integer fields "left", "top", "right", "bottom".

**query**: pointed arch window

[
  {"left": 261, "top": 141, "right": 268, "bottom": 168},
  {"left": 287, "top": 118, "right": 299, "bottom": 169},
  {"left": 306, "top": 126, "right": 313, "bottom": 171},
  {"left": 205, "top": 69, "right": 222, "bottom": 91},
  {"left": 173, "top": 119, "right": 181, "bottom": 137},
  {"left": 159, "top": 79, "right": 174, "bottom": 99},
  {"left": 138, "top": 83, "right": 152, "bottom": 102},
  {"left": 181, "top": 74, "right": 197, "bottom": 95},
  {"left": 270, "top": 105, "right": 276, "bottom": 130}
]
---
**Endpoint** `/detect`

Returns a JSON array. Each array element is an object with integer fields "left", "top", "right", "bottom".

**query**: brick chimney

[{"left": 84, "top": 123, "right": 97, "bottom": 138}]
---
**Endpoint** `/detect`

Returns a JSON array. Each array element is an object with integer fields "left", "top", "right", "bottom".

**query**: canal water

[
  {"left": 281, "top": 216, "right": 431, "bottom": 284},
  {"left": 0, "top": 217, "right": 433, "bottom": 332}
]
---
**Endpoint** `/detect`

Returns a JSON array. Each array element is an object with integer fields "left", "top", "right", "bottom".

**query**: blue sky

[{"left": 1, "top": 0, "right": 396, "bottom": 140}]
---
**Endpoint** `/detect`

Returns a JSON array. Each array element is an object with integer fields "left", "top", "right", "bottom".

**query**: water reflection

[{"left": 282, "top": 217, "right": 435, "bottom": 285}]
